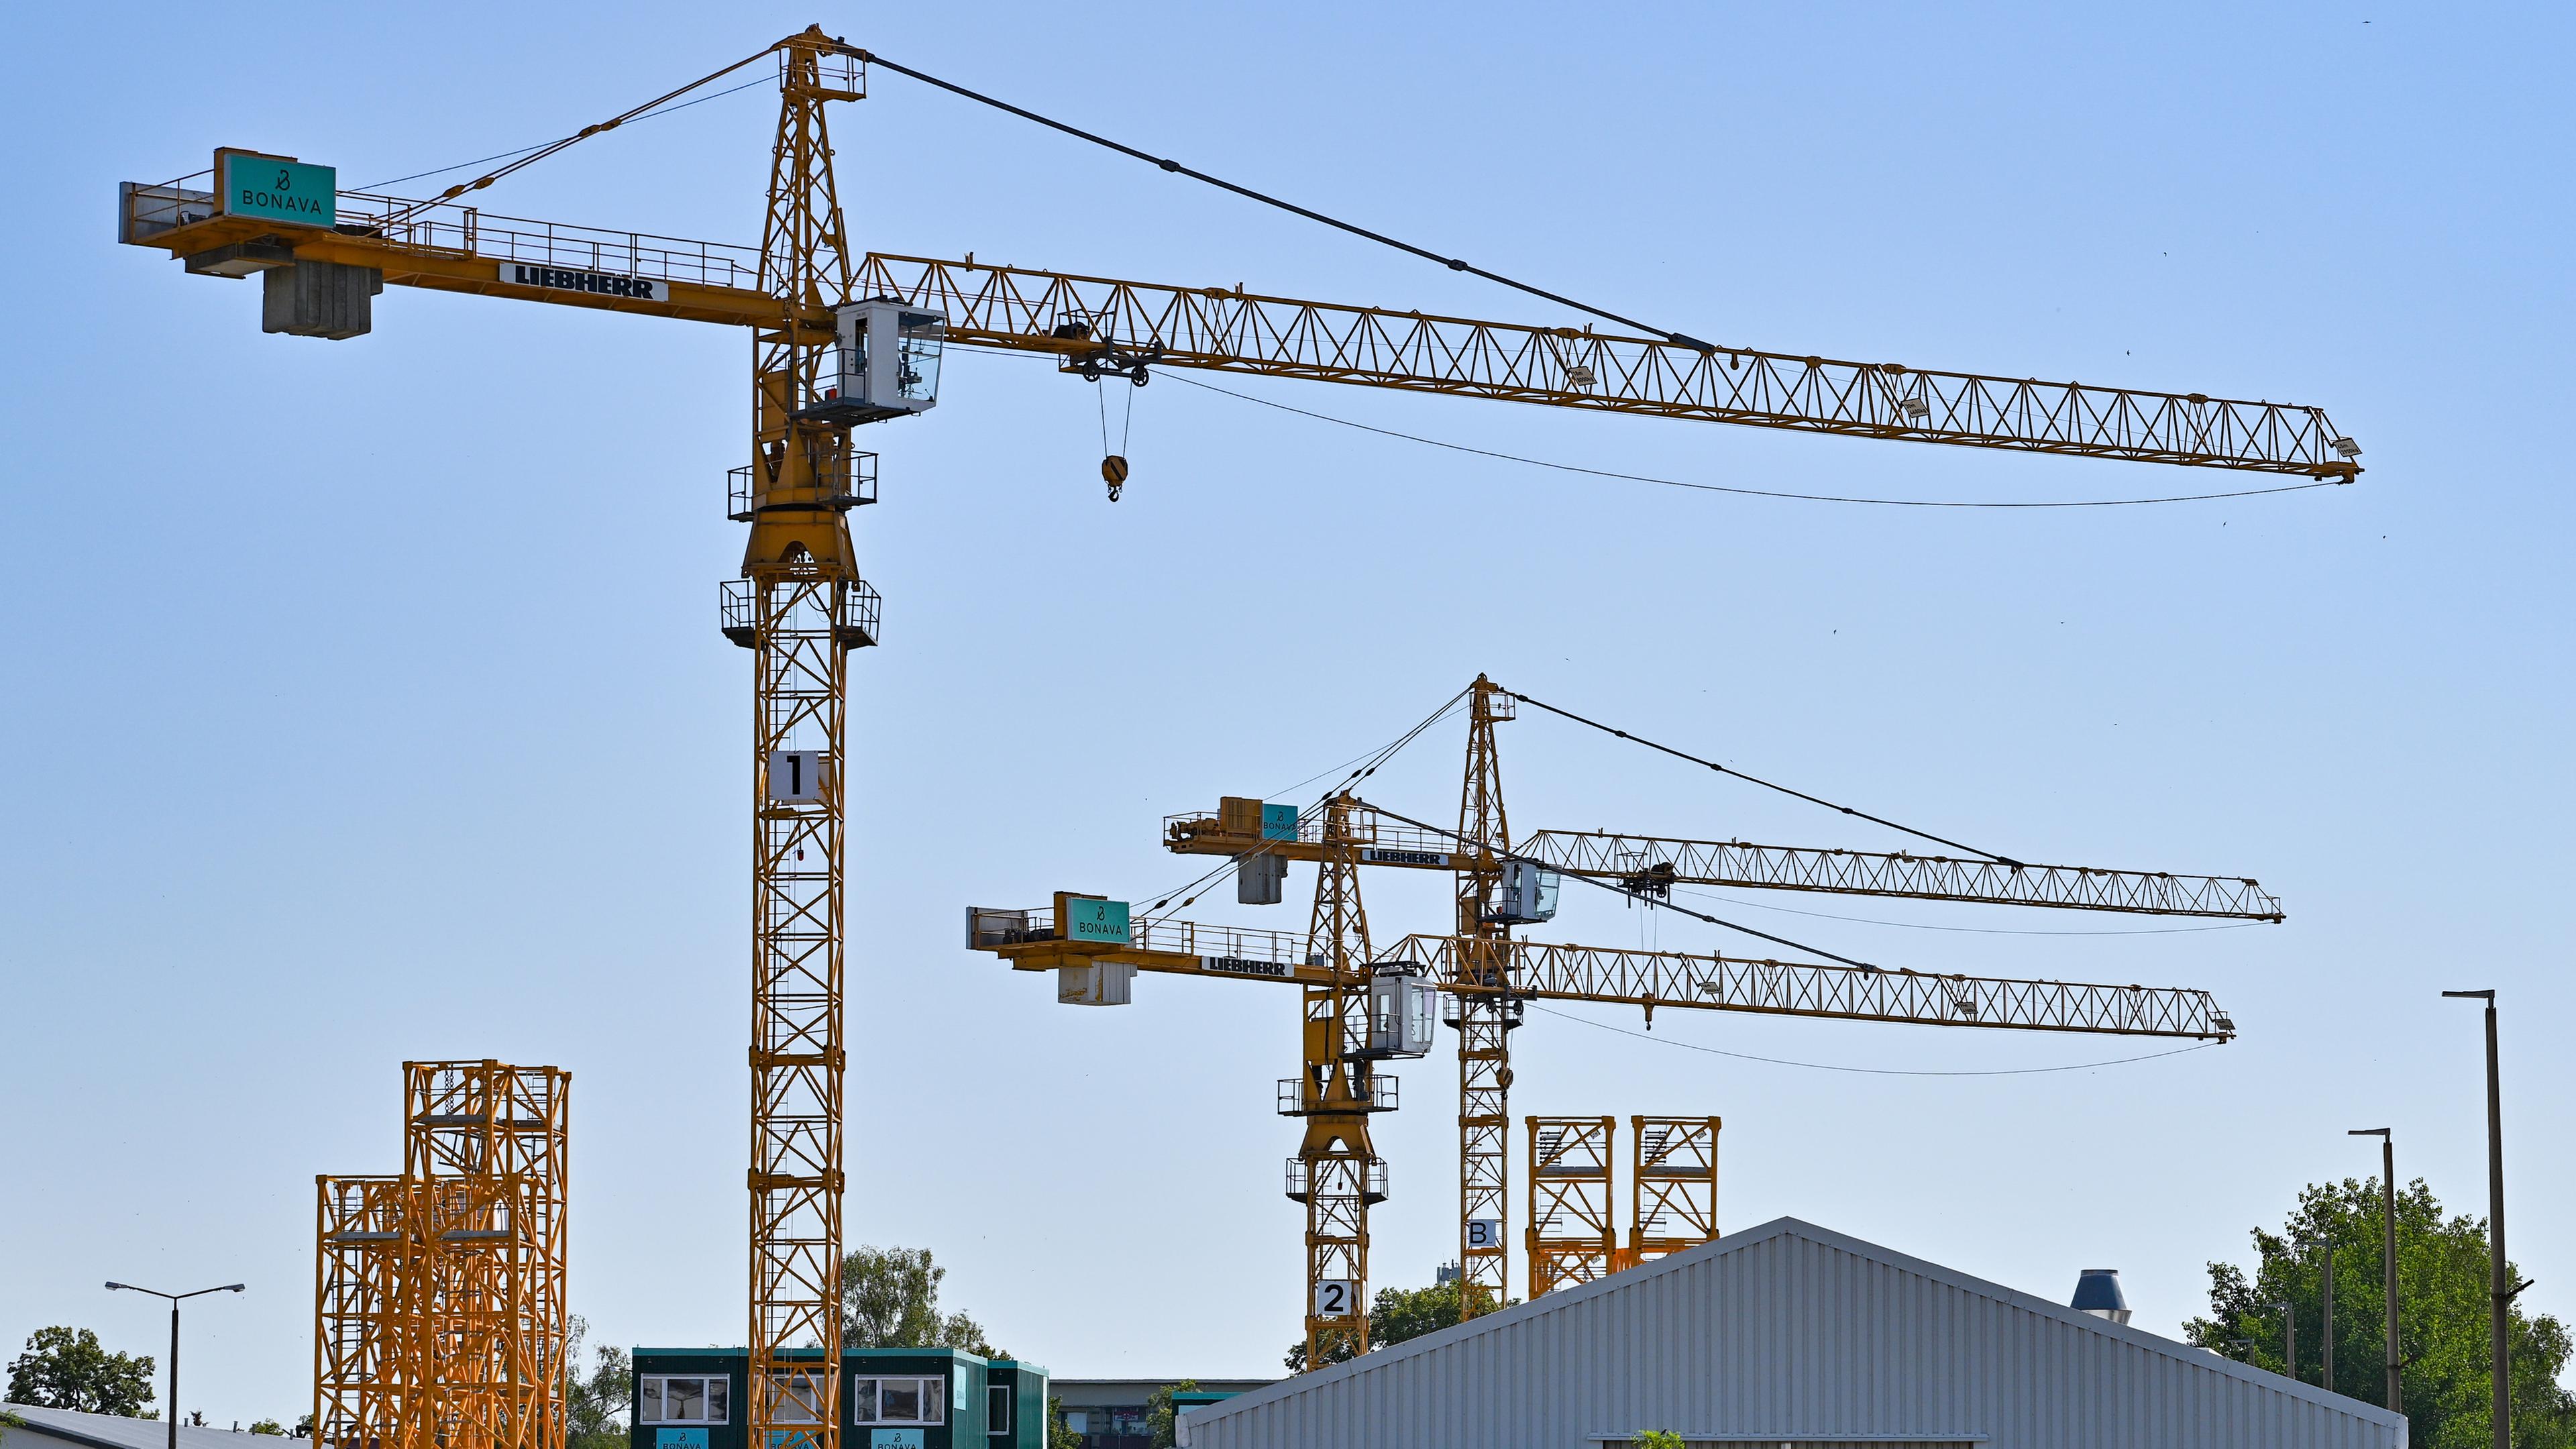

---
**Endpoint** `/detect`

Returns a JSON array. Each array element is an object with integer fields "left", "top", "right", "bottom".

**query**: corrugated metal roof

[
  {"left": 1175, "top": 1218, "right": 2408, "bottom": 1449},
  {"left": 1, "top": 1405, "right": 288, "bottom": 1449}
]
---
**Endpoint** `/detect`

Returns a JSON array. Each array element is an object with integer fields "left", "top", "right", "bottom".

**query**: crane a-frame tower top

[{"left": 118, "top": 24, "right": 2358, "bottom": 1442}]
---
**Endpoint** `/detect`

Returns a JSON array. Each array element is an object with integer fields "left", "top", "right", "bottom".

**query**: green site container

[{"left": 631, "top": 1348, "right": 1050, "bottom": 1449}]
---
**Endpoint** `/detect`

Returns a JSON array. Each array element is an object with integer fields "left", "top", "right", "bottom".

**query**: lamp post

[
  {"left": 104, "top": 1281, "right": 245, "bottom": 1449},
  {"left": 2283, "top": 1301, "right": 2298, "bottom": 1383},
  {"left": 2351, "top": 1128, "right": 2402, "bottom": 1411},
  {"left": 2298, "top": 1237, "right": 2334, "bottom": 1393},
  {"left": 2444, "top": 989, "right": 2524, "bottom": 1449}
]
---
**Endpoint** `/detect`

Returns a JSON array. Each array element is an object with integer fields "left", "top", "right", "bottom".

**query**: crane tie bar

[
  {"left": 1504, "top": 690, "right": 2023, "bottom": 866},
  {"left": 1349, "top": 796, "right": 1886, "bottom": 973},
  {"left": 846, "top": 46, "right": 1721, "bottom": 354}
]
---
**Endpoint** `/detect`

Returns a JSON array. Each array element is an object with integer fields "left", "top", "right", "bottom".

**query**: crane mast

[
  {"left": 740, "top": 34, "right": 865, "bottom": 1449},
  {"left": 1290, "top": 798, "right": 1389, "bottom": 1366},
  {"left": 1450, "top": 678, "right": 1519, "bottom": 1318}
]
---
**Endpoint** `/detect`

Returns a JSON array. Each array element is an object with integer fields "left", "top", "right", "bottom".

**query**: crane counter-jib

[{"left": 117, "top": 176, "right": 2357, "bottom": 478}]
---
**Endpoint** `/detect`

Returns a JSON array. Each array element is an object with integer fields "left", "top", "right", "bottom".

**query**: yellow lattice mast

[
  {"left": 1287, "top": 797, "right": 1390, "bottom": 1366},
  {"left": 1450, "top": 676, "right": 1520, "bottom": 1318},
  {"left": 311, "top": 1063, "right": 568, "bottom": 1449},
  {"left": 737, "top": 32, "right": 868, "bottom": 1449},
  {"left": 1625, "top": 1116, "right": 1721, "bottom": 1271},
  {"left": 1524, "top": 1117, "right": 1617, "bottom": 1298}
]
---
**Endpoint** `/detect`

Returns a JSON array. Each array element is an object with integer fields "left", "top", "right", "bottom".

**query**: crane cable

[
  {"left": 1524, "top": 1002, "right": 2218, "bottom": 1077},
  {"left": 1130, "top": 686, "right": 1472, "bottom": 920},
  {"left": 375, "top": 44, "right": 783, "bottom": 227},
  {"left": 1503, "top": 690, "right": 2022, "bottom": 865},
  {"left": 844, "top": 47, "right": 1724, "bottom": 355},
  {"left": 1159, "top": 371, "right": 2350, "bottom": 510},
  {"left": 354, "top": 74, "right": 777, "bottom": 193},
  {"left": 1346, "top": 798, "right": 1892, "bottom": 973}
]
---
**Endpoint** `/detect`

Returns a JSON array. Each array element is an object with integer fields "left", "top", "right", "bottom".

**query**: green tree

[
  {"left": 560, "top": 1316, "right": 631, "bottom": 1449},
  {"left": 838, "top": 1246, "right": 1005, "bottom": 1358},
  {"left": 1282, "top": 1279, "right": 1480, "bottom": 1372},
  {"left": 248, "top": 1420, "right": 285, "bottom": 1436},
  {"left": 6, "top": 1327, "right": 157, "bottom": 1415},
  {"left": 1142, "top": 1379, "right": 1197, "bottom": 1449},
  {"left": 1043, "top": 1398, "right": 1082, "bottom": 1449},
  {"left": 2188, "top": 1177, "right": 2576, "bottom": 1448},
  {"left": 1630, "top": 1434, "right": 1685, "bottom": 1449}
]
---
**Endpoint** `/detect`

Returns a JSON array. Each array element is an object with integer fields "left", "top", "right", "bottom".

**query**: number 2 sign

[{"left": 1313, "top": 1279, "right": 1356, "bottom": 1318}]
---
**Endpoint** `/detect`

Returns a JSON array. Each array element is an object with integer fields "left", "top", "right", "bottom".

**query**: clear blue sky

[{"left": 4, "top": 0, "right": 2568, "bottom": 1422}]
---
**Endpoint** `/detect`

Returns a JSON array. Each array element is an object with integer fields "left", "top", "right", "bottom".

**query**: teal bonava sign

[
  {"left": 1063, "top": 897, "right": 1130, "bottom": 945},
  {"left": 220, "top": 154, "right": 335, "bottom": 227}
]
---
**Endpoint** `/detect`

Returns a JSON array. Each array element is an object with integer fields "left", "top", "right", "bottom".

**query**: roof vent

[{"left": 2072, "top": 1268, "right": 2132, "bottom": 1325}]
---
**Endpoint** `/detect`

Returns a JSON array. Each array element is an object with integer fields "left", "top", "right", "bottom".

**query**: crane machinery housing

[{"left": 120, "top": 24, "right": 2355, "bottom": 1431}]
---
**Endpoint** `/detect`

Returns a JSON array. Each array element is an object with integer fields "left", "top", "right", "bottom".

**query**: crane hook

[{"left": 1102, "top": 453, "right": 1129, "bottom": 502}]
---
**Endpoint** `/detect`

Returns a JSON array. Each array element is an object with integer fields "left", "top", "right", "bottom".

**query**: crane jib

[{"left": 498, "top": 262, "right": 667, "bottom": 301}]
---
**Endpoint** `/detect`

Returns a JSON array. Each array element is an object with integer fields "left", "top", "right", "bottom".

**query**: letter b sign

[
  {"left": 1466, "top": 1219, "right": 1503, "bottom": 1250},
  {"left": 767, "top": 750, "right": 822, "bottom": 801}
]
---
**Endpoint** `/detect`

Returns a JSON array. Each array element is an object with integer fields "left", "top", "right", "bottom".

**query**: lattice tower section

[
  {"left": 314, "top": 1175, "right": 427, "bottom": 1449},
  {"left": 1627, "top": 1116, "right": 1721, "bottom": 1269},
  {"left": 740, "top": 38, "right": 865, "bottom": 1449},
  {"left": 1525, "top": 1117, "right": 1617, "bottom": 1298},
  {"left": 405, "top": 1063, "right": 570, "bottom": 1449},
  {"left": 1285, "top": 796, "right": 1387, "bottom": 1369},
  {"left": 1451, "top": 676, "right": 1518, "bottom": 1316},
  {"left": 311, "top": 1063, "right": 568, "bottom": 1449}
]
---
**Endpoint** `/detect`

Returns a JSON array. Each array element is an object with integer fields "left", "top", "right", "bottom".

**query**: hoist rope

[
  {"left": 1524, "top": 1002, "right": 2221, "bottom": 1077},
  {"left": 1158, "top": 372, "right": 2351, "bottom": 509}
]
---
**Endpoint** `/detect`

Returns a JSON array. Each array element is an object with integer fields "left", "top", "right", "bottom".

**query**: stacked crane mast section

[
  {"left": 1523, "top": 1114, "right": 1723, "bottom": 1300},
  {"left": 313, "top": 1062, "right": 570, "bottom": 1449},
  {"left": 119, "top": 19, "right": 2353, "bottom": 1411}
]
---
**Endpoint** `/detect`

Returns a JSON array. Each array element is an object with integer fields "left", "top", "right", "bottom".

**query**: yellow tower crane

[
  {"left": 1159, "top": 673, "right": 2285, "bottom": 1332},
  {"left": 965, "top": 871, "right": 2236, "bottom": 1362},
  {"left": 119, "top": 29, "right": 2355, "bottom": 1434}
]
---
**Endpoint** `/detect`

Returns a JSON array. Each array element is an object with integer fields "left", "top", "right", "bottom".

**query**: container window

[
  {"left": 850, "top": 1377, "right": 943, "bottom": 1427},
  {"left": 987, "top": 1383, "right": 1010, "bottom": 1432},
  {"left": 640, "top": 1376, "right": 726, "bottom": 1425},
  {"left": 879, "top": 1381, "right": 920, "bottom": 1422}
]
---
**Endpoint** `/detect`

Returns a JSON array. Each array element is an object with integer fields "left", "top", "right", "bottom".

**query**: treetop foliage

[
  {"left": 839, "top": 1245, "right": 1004, "bottom": 1360},
  {"left": 2188, "top": 1177, "right": 2574, "bottom": 1448},
  {"left": 6, "top": 1328, "right": 157, "bottom": 1417}
]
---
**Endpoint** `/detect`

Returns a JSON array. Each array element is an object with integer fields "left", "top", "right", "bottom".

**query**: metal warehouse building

[{"left": 1175, "top": 1218, "right": 2406, "bottom": 1449}]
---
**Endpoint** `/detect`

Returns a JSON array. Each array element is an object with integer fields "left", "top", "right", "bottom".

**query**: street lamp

[
  {"left": 104, "top": 1281, "right": 245, "bottom": 1449},
  {"left": 2443, "top": 988, "right": 2528, "bottom": 1449},
  {"left": 2351, "top": 1128, "right": 2402, "bottom": 1411},
  {"left": 2282, "top": 1301, "right": 2298, "bottom": 1384},
  {"left": 2296, "top": 1237, "right": 2334, "bottom": 1393}
]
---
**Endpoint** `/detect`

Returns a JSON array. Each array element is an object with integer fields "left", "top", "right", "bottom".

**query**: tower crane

[
  {"left": 118, "top": 28, "right": 2355, "bottom": 1433},
  {"left": 1158, "top": 678, "right": 2285, "bottom": 1331},
  {"left": 964, "top": 856, "right": 2237, "bottom": 1362}
]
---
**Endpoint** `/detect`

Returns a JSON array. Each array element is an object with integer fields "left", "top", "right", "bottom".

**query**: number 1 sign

[{"left": 766, "top": 750, "right": 822, "bottom": 801}]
